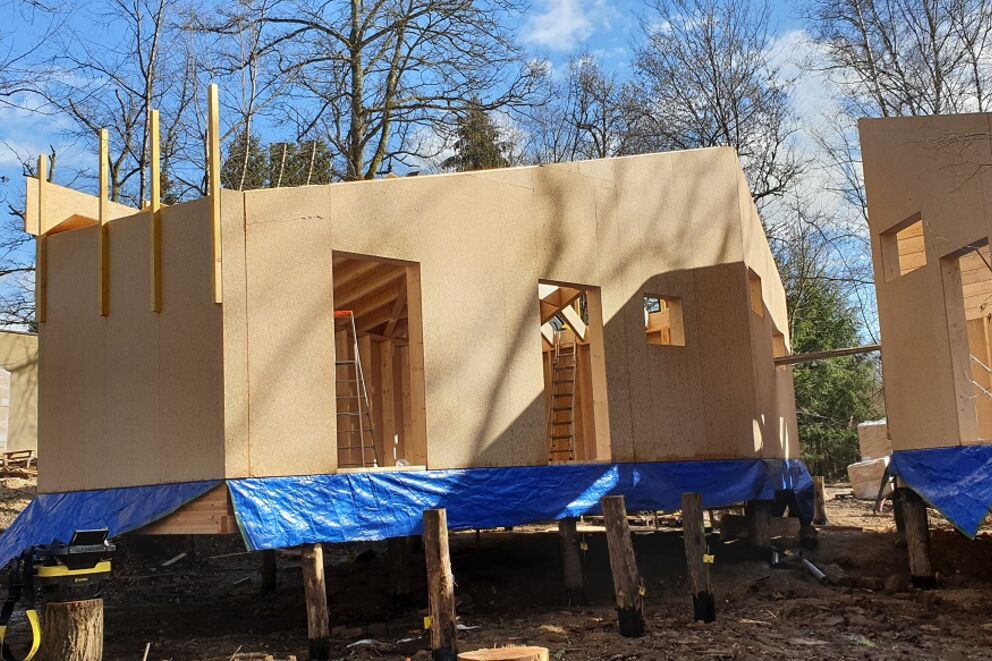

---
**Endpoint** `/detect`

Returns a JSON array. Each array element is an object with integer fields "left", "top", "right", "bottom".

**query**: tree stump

[
  {"left": 599, "top": 495, "right": 644, "bottom": 637},
  {"left": 458, "top": 646, "right": 549, "bottom": 660},
  {"left": 38, "top": 599, "right": 103, "bottom": 661}
]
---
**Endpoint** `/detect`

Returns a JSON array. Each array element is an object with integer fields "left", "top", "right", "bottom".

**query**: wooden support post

[
  {"left": 599, "top": 495, "right": 644, "bottom": 637},
  {"left": 812, "top": 476, "right": 829, "bottom": 525},
  {"left": 98, "top": 129, "right": 109, "bottom": 316},
  {"left": 387, "top": 536, "right": 412, "bottom": 607},
  {"left": 300, "top": 543, "right": 330, "bottom": 660},
  {"left": 899, "top": 488, "right": 936, "bottom": 588},
  {"left": 424, "top": 508, "right": 457, "bottom": 661},
  {"left": 745, "top": 500, "right": 772, "bottom": 558},
  {"left": 557, "top": 517, "right": 586, "bottom": 606},
  {"left": 207, "top": 83, "right": 223, "bottom": 305},
  {"left": 149, "top": 108, "right": 162, "bottom": 312},
  {"left": 260, "top": 549, "right": 277, "bottom": 593},
  {"left": 681, "top": 492, "right": 715, "bottom": 623},
  {"left": 35, "top": 154, "right": 47, "bottom": 324},
  {"left": 38, "top": 598, "right": 103, "bottom": 661}
]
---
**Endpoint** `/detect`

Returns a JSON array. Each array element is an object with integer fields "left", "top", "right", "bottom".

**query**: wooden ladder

[
  {"left": 548, "top": 331, "right": 577, "bottom": 462},
  {"left": 335, "top": 310, "right": 379, "bottom": 468}
]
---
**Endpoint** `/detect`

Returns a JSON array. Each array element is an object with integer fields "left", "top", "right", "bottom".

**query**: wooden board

[{"left": 137, "top": 485, "right": 237, "bottom": 535}]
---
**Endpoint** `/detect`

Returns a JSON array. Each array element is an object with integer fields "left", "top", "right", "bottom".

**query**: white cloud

[{"left": 521, "top": 0, "right": 615, "bottom": 52}]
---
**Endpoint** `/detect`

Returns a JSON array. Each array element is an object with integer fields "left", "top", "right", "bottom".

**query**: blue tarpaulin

[
  {"left": 890, "top": 445, "right": 992, "bottom": 538},
  {"left": 0, "top": 480, "right": 220, "bottom": 567},
  {"left": 0, "top": 460, "right": 812, "bottom": 565},
  {"left": 228, "top": 459, "right": 813, "bottom": 550}
]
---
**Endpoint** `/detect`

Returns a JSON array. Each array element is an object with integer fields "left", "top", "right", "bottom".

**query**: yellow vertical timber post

[
  {"left": 149, "top": 109, "right": 162, "bottom": 312},
  {"left": 99, "top": 129, "right": 109, "bottom": 316},
  {"left": 208, "top": 84, "right": 222, "bottom": 304},
  {"left": 36, "top": 154, "right": 47, "bottom": 324}
]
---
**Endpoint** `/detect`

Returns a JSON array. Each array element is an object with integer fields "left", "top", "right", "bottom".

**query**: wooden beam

[
  {"left": 346, "top": 281, "right": 401, "bottom": 320},
  {"left": 357, "top": 300, "right": 406, "bottom": 334},
  {"left": 36, "top": 154, "right": 47, "bottom": 324},
  {"left": 137, "top": 485, "right": 237, "bottom": 534},
  {"left": 99, "top": 129, "right": 109, "bottom": 317},
  {"left": 208, "top": 83, "right": 222, "bottom": 305},
  {"left": 600, "top": 495, "right": 644, "bottom": 637},
  {"left": 380, "top": 340, "right": 396, "bottom": 458},
  {"left": 682, "top": 492, "right": 715, "bottom": 623},
  {"left": 149, "top": 108, "right": 162, "bottom": 312},
  {"left": 775, "top": 344, "right": 880, "bottom": 366},
  {"left": 541, "top": 322, "right": 554, "bottom": 345},
  {"left": 424, "top": 508, "right": 457, "bottom": 660},
  {"left": 405, "top": 265, "right": 428, "bottom": 465},
  {"left": 384, "top": 286, "right": 408, "bottom": 338},
  {"left": 539, "top": 285, "right": 583, "bottom": 324},
  {"left": 558, "top": 304, "right": 586, "bottom": 341},
  {"left": 336, "top": 266, "right": 405, "bottom": 309},
  {"left": 333, "top": 258, "right": 381, "bottom": 290}
]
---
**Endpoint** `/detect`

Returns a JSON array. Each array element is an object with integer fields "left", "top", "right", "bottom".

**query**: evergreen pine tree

[
  {"left": 221, "top": 131, "right": 269, "bottom": 190},
  {"left": 788, "top": 277, "right": 881, "bottom": 478},
  {"left": 442, "top": 103, "right": 510, "bottom": 172}
]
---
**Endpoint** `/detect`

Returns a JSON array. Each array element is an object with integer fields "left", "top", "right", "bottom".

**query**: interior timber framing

[{"left": 32, "top": 146, "right": 799, "bottom": 494}]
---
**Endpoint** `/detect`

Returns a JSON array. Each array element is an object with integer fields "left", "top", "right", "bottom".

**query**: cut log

[
  {"left": 301, "top": 543, "right": 331, "bottom": 660},
  {"left": 424, "top": 508, "right": 457, "bottom": 660},
  {"left": 812, "top": 476, "right": 830, "bottom": 525},
  {"left": 38, "top": 599, "right": 103, "bottom": 661},
  {"left": 899, "top": 488, "right": 935, "bottom": 588},
  {"left": 458, "top": 646, "right": 550, "bottom": 660},
  {"left": 681, "top": 492, "right": 715, "bottom": 623},
  {"left": 599, "top": 495, "right": 644, "bottom": 637},
  {"left": 557, "top": 517, "right": 586, "bottom": 606}
]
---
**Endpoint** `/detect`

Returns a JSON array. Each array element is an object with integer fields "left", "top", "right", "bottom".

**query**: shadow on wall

[
  {"left": 403, "top": 156, "right": 777, "bottom": 468},
  {"left": 239, "top": 151, "right": 788, "bottom": 474}
]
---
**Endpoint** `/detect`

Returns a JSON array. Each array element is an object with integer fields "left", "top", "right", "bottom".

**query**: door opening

[
  {"left": 538, "top": 281, "right": 611, "bottom": 463},
  {"left": 333, "top": 252, "right": 427, "bottom": 469}
]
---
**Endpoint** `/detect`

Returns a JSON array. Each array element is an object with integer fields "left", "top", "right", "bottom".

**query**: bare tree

[
  {"left": 39, "top": 0, "right": 200, "bottom": 205},
  {"left": 807, "top": 0, "right": 992, "bottom": 117},
  {"left": 526, "top": 53, "right": 633, "bottom": 164},
  {"left": 198, "top": 0, "right": 544, "bottom": 181},
  {"left": 628, "top": 0, "right": 801, "bottom": 204}
]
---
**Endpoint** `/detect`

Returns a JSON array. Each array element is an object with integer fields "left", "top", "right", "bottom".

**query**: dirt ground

[{"left": 4, "top": 478, "right": 992, "bottom": 660}]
